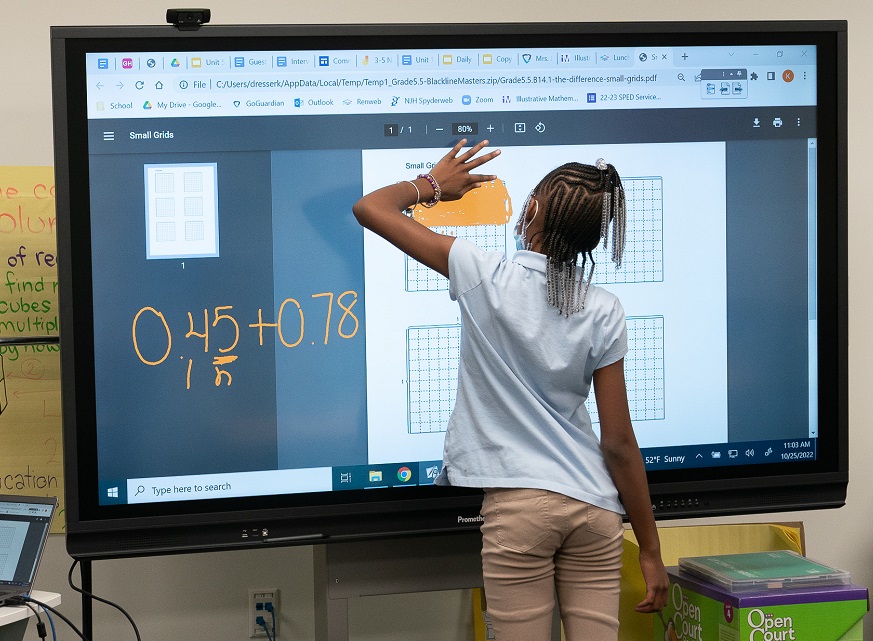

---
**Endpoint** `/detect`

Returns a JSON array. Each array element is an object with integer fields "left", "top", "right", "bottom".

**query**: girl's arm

[
  {"left": 593, "top": 358, "right": 669, "bottom": 613},
  {"left": 352, "top": 139, "right": 500, "bottom": 277}
]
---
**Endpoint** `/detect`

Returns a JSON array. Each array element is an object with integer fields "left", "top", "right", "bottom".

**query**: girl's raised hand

[{"left": 428, "top": 139, "right": 501, "bottom": 202}]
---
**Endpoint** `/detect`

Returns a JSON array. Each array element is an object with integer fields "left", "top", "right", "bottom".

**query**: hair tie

[{"left": 595, "top": 158, "right": 608, "bottom": 171}]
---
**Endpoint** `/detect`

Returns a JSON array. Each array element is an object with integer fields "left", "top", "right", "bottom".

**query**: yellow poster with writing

[{"left": 0, "top": 166, "right": 64, "bottom": 533}]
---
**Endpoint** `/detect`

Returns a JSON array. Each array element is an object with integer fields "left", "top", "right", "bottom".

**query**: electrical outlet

[{"left": 248, "top": 587, "right": 280, "bottom": 638}]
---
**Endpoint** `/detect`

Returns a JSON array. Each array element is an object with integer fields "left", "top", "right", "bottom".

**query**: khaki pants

[{"left": 480, "top": 488, "right": 624, "bottom": 641}]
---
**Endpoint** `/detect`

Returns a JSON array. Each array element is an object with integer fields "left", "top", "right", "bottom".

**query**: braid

[{"left": 533, "top": 161, "right": 626, "bottom": 316}]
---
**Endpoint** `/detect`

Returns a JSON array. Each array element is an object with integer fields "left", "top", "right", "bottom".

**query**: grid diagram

[
  {"left": 587, "top": 315, "right": 665, "bottom": 424},
  {"left": 407, "top": 324, "right": 461, "bottom": 434},
  {"left": 402, "top": 177, "right": 662, "bottom": 290},
  {"left": 184, "top": 171, "right": 203, "bottom": 192},
  {"left": 0, "top": 526, "right": 13, "bottom": 548},
  {"left": 405, "top": 316, "right": 663, "bottom": 433},
  {"left": 155, "top": 197, "right": 175, "bottom": 217},
  {"left": 405, "top": 224, "right": 507, "bottom": 292},
  {"left": 154, "top": 172, "right": 174, "bottom": 193},
  {"left": 184, "top": 196, "right": 204, "bottom": 216},
  {"left": 155, "top": 222, "right": 176, "bottom": 243},
  {"left": 592, "top": 177, "right": 664, "bottom": 285},
  {"left": 185, "top": 220, "right": 205, "bottom": 241}
]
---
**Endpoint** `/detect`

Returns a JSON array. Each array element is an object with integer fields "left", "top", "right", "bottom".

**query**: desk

[{"left": 0, "top": 592, "right": 61, "bottom": 641}]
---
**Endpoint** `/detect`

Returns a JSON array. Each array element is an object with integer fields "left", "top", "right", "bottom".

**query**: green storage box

[{"left": 654, "top": 566, "right": 868, "bottom": 641}]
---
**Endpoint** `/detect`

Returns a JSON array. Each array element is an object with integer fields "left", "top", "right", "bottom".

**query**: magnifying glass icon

[
  {"left": 677, "top": 73, "right": 686, "bottom": 81},
  {"left": 135, "top": 485, "right": 144, "bottom": 496}
]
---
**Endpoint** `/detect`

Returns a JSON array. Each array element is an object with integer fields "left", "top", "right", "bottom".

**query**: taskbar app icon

[{"left": 333, "top": 462, "right": 431, "bottom": 489}]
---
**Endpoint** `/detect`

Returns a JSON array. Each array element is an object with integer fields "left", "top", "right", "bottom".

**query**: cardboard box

[
  {"left": 654, "top": 567, "right": 868, "bottom": 641},
  {"left": 621, "top": 522, "right": 804, "bottom": 641}
]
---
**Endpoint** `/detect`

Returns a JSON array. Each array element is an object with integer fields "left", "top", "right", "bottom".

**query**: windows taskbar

[
  {"left": 99, "top": 439, "right": 816, "bottom": 506},
  {"left": 640, "top": 437, "right": 816, "bottom": 470}
]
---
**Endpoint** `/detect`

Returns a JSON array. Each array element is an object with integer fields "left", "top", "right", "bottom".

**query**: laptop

[{"left": 0, "top": 495, "right": 57, "bottom": 605}]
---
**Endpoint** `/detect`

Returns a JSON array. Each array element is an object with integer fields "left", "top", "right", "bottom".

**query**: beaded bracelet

[{"left": 417, "top": 173, "right": 441, "bottom": 208}]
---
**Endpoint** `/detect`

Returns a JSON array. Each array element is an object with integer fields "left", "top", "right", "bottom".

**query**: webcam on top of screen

[{"left": 166, "top": 8, "right": 211, "bottom": 31}]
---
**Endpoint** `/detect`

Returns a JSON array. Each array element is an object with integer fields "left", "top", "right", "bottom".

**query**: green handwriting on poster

[{"left": 0, "top": 166, "right": 64, "bottom": 533}]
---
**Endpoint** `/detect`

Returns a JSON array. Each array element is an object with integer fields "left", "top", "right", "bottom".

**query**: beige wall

[{"left": 3, "top": 1, "right": 870, "bottom": 639}]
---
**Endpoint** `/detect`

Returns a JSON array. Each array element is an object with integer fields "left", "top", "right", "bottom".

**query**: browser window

[{"left": 83, "top": 44, "right": 818, "bottom": 505}]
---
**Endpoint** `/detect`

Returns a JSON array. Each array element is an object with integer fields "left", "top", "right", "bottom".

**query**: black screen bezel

[{"left": 52, "top": 21, "right": 848, "bottom": 559}]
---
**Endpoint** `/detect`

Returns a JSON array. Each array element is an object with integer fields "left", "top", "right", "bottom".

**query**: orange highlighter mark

[{"left": 412, "top": 179, "right": 512, "bottom": 228}]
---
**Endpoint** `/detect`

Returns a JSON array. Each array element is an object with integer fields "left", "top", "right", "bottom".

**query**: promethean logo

[{"left": 458, "top": 515, "right": 484, "bottom": 524}]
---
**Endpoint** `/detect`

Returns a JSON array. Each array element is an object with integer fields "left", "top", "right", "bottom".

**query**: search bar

[{"left": 127, "top": 467, "right": 332, "bottom": 503}]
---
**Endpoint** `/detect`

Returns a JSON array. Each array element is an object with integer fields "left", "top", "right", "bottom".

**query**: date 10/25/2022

[{"left": 131, "top": 290, "right": 359, "bottom": 390}]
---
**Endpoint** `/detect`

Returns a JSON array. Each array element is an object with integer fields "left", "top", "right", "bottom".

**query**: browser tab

[
  {"left": 245, "top": 54, "right": 271, "bottom": 68},
  {"left": 484, "top": 52, "right": 516, "bottom": 67},
  {"left": 359, "top": 53, "right": 398, "bottom": 68},
  {"left": 518, "top": 51, "right": 555, "bottom": 67},
  {"left": 322, "top": 53, "right": 355, "bottom": 69},
  {"left": 595, "top": 50, "right": 634, "bottom": 66},
  {"left": 566, "top": 51, "right": 597, "bottom": 67},
  {"left": 635, "top": 48, "right": 673, "bottom": 66},
  {"left": 283, "top": 54, "right": 311, "bottom": 68},
  {"left": 200, "top": 55, "right": 226, "bottom": 69},
  {"left": 93, "top": 55, "right": 112, "bottom": 71},
  {"left": 400, "top": 53, "right": 438, "bottom": 68},
  {"left": 445, "top": 53, "right": 475, "bottom": 67}
]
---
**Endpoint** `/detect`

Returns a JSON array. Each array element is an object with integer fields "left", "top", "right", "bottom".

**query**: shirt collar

[{"left": 511, "top": 249, "right": 547, "bottom": 272}]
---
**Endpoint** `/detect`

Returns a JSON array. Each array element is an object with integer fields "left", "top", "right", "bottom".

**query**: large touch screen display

[{"left": 82, "top": 42, "right": 819, "bottom": 506}]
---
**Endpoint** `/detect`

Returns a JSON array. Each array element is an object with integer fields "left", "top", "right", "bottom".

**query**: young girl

[{"left": 353, "top": 139, "right": 668, "bottom": 640}]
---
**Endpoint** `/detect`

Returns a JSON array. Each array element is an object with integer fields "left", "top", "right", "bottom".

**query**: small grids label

[
  {"left": 587, "top": 315, "right": 665, "bottom": 423},
  {"left": 407, "top": 325, "right": 460, "bottom": 434}
]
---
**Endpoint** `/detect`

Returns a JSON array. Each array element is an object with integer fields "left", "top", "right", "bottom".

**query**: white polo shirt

[{"left": 435, "top": 238, "right": 628, "bottom": 514}]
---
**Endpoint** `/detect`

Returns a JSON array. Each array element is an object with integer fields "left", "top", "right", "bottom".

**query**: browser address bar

[{"left": 197, "top": 70, "right": 695, "bottom": 93}]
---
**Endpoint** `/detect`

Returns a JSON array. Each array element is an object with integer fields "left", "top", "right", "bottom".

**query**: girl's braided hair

[{"left": 529, "top": 160, "right": 626, "bottom": 316}]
